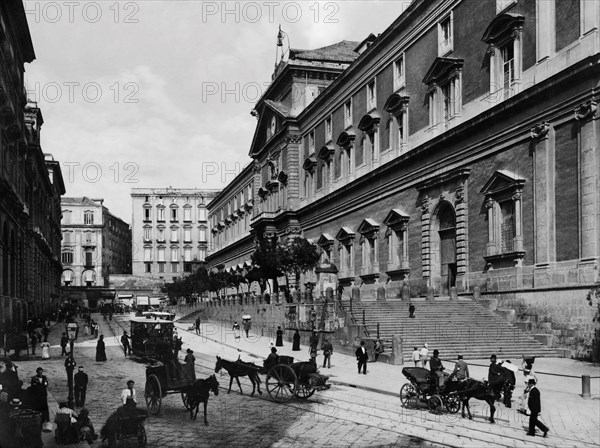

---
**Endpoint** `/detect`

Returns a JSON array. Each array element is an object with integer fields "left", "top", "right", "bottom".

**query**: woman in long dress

[
  {"left": 292, "top": 330, "right": 301, "bottom": 351},
  {"left": 275, "top": 326, "right": 284, "bottom": 347},
  {"left": 95, "top": 335, "right": 107, "bottom": 362},
  {"left": 41, "top": 341, "right": 50, "bottom": 359}
]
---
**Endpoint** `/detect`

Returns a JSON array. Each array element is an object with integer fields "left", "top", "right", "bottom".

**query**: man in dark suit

[
  {"left": 526, "top": 379, "right": 549, "bottom": 437},
  {"left": 355, "top": 341, "right": 369, "bottom": 374},
  {"left": 74, "top": 366, "right": 89, "bottom": 407}
]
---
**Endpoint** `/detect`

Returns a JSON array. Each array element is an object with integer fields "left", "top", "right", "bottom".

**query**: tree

[
  {"left": 585, "top": 283, "right": 600, "bottom": 362},
  {"left": 161, "top": 266, "right": 209, "bottom": 303},
  {"left": 247, "top": 235, "right": 284, "bottom": 293},
  {"left": 280, "top": 237, "right": 320, "bottom": 290}
]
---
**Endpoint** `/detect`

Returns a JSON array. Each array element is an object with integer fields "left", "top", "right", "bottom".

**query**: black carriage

[
  {"left": 143, "top": 358, "right": 197, "bottom": 415},
  {"left": 129, "top": 316, "right": 175, "bottom": 360},
  {"left": 259, "top": 355, "right": 330, "bottom": 403},
  {"left": 399, "top": 367, "right": 460, "bottom": 414}
]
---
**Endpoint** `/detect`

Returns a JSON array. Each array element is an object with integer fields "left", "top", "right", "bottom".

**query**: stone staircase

[{"left": 344, "top": 299, "right": 562, "bottom": 362}]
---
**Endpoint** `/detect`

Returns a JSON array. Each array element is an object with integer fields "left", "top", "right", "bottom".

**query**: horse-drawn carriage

[
  {"left": 129, "top": 316, "right": 175, "bottom": 360},
  {"left": 103, "top": 412, "right": 147, "bottom": 447},
  {"left": 399, "top": 367, "right": 461, "bottom": 414},
  {"left": 215, "top": 354, "right": 330, "bottom": 403},
  {"left": 144, "top": 358, "right": 197, "bottom": 415}
]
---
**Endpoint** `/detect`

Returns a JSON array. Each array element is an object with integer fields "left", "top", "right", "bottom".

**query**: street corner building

[
  {"left": 0, "top": 1, "right": 66, "bottom": 333},
  {"left": 206, "top": 0, "right": 600, "bottom": 359}
]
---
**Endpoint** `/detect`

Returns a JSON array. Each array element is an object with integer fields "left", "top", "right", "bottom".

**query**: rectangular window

[
  {"left": 428, "top": 91, "right": 437, "bottom": 126},
  {"left": 144, "top": 208, "right": 151, "bottom": 221},
  {"left": 61, "top": 251, "right": 73, "bottom": 265},
  {"left": 184, "top": 247, "right": 192, "bottom": 262},
  {"left": 158, "top": 263, "right": 165, "bottom": 273},
  {"left": 183, "top": 207, "right": 191, "bottom": 222},
  {"left": 157, "top": 208, "right": 165, "bottom": 222},
  {"left": 144, "top": 247, "right": 152, "bottom": 262},
  {"left": 171, "top": 208, "right": 178, "bottom": 222},
  {"left": 367, "top": 79, "right": 376, "bottom": 110},
  {"left": 157, "top": 247, "right": 165, "bottom": 262},
  {"left": 143, "top": 228, "right": 151, "bottom": 241},
  {"left": 198, "top": 208, "right": 207, "bottom": 221},
  {"left": 398, "top": 112, "right": 406, "bottom": 146},
  {"left": 184, "top": 227, "right": 192, "bottom": 242},
  {"left": 84, "top": 232, "right": 94, "bottom": 244},
  {"left": 501, "top": 43, "right": 514, "bottom": 99},
  {"left": 157, "top": 228, "right": 165, "bottom": 242},
  {"left": 199, "top": 228, "right": 206, "bottom": 241},
  {"left": 171, "top": 247, "right": 179, "bottom": 262},
  {"left": 308, "top": 131, "right": 315, "bottom": 153},
  {"left": 85, "top": 251, "right": 93, "bottom": 267},
  {"left": 184, "top": 263, "right": 193, "bottom": 273},
  {"left": 325, "top": 116, "right": 332, "bottom": 141},
  {"left": 171, "top": 228, "right": 178, "bottom": 242},
  {"left": 145, "top": 263, "right": 152, "bottom": 273},
  {"left": 344, "top": 99, "right": 352, "bottom": 128},
  {"left": 438, "top": 13, "right": 453, "bottom": 56},
  {"left": 171, "top": 263, "right": 178, "bottom": 273},
  {"left": 499, "top": 201, "right": 515, "bottom": 252},
  {"left": 393, "top": 54, "right": 405, "bottom": 91},
  {"left": 199, "top": 248, "right": 206, "bottom": 261},
  {"left": 84, "top": 212, "right": 94, "bottom": 225}
]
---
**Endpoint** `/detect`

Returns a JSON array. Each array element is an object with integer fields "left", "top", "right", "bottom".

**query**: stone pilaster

[
  {"left": 421, "top": 196, "right": 431, "bottom": 282},
  {"left": 455, "top": 185, "right": 468, "bottom": 287}
]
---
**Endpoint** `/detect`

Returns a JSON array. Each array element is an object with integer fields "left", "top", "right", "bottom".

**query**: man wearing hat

[
  {"left": 429, "top": 349, "right": 445, "bottom": 388},
  {"left": 121, "top": 331, "right": 132, "bottom": 356},
  {"left": 526, "top": 378, "right": 549, "bottom": 437},
  {"left": 74, "top": 366, "right": 89, "bottom": 407},
  {"left": 30, "top": 367, "right": 49, "bottom": 424},
  {"left": 419, "top": 343, "right": 429, "bottom": 368}
]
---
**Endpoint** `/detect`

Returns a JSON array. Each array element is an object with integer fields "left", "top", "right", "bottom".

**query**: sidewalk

[{"left": 176, "top": 319, "right": 600, "bottom": 448}]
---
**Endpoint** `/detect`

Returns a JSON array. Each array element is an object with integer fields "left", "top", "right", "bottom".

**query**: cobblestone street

[{"left": 13, "top": 315, "right": 436, "bottom": 448}]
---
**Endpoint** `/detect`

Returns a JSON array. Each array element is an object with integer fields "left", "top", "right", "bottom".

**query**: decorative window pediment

[
  {"left": 357, "top": 112, "right": 381, "bottom": 133},
  {"left": 303, "top": 156, "right": 318, "bottom": 173},
  {"left": 357, "top": 218, "right": 380, "bottom": 239},
  {"left": 482, "top": 13, "right": 525, "bottom": 44},
  {"left": 317, "top": 233, "right": 335, "bottom": 249},
  {"left": 336, "top": 130, "right": 356, "bottom": 148},
  {"left": 277, "top": 170, "right": 288, "bottom": 185},
  {"left": 266, "top": 180, "right": 280, "bottom": 192},
  {"left": 423, "top": 57, "right": 464, "bottom": 85},
  {"left": 383, "top": 94, "right": 410, "bottom": 117},
  {"left": 257, "top": 187, "right": 269, "bottom": 199},
  {"left": 318, "top": 144, "right": 335, "bottom": 161},
  {"left": 382, "top": 209, "right": 409, "bottom": 232},
  {"left": 335, "top": 227, "right": 355, "bottom": 244},
  {"left": 480, "top": 170, "right": 525, "bottom": 196}
]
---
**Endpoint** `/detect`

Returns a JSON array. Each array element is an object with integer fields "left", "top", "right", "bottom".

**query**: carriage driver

[
  {"left": 264, "top": 347, "right": 279, "bottom": 370},
  {"left": 429, "top": 349, "right": 447, "bottom": 388}
]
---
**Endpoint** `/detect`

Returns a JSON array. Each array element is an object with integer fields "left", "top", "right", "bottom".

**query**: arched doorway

[{"left": 437, "top": 202, "right": 457, "bottom": 295}]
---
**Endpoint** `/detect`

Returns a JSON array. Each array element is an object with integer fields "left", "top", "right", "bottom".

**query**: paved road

[{"left": 16, "top": 314, "right": 437, "bottom": 448}]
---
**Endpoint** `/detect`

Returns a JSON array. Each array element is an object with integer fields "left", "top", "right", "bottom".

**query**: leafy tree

[
  {"left": 280, "top": 237, "right": 320, "bottom": 290},
  {"left": 585, "top": 283, "right": 600, "bottom": 362},
  {"left": 161, "top": 266, "right": 209, "bottom": 303},
  {"left": 247, "top": 235, "right": 284, "bottom": 293}
]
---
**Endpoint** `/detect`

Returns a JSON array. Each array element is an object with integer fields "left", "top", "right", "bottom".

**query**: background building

[
  {"left": 131, "top": 188, "right": 219, "bottom": 282},
  {"left": 207, "top": 0, "right": 600, "bottom": 352},
  {"left": 60, "top": 197, "right": 131, "bottom": 287},
  {"left": 1, "top": 1, "right": 65, "bottom": 333}
]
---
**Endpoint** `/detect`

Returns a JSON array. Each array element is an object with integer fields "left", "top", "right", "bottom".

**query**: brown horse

[
  {"left": 183, "top": 375, "right": 220, "bottom": 424},
  {"left": 214, "top": 356, "right": 262, "bottom": 396}
]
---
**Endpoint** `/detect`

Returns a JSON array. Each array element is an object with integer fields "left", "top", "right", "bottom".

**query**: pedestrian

[
  {"left": 355, "top": 341, "right": 369, "bottom": 374},
  {"left": 93, "top": 322, "right": 99, "bottom": 338},
  {"left": 373, "top": 339, "right": 384, "bottom": 362},
  {"left": 232, "top": 321, "right": 241, "bottom": 340},
  {"left": 41, "top": 341, "right": 50, "bottom": 360},
  {"left": 412, "top": 347, "right": 420, "bottom": 367},
  {"left": 121, "top": 331, "right": 132, "bottom": 356},
  {"left": 243, "top": 319, "right": 251, "bottom": 338},
  {"left": 409, "top": 303, "right": 415, "bottom": 318},
  {"left": 518, "top": 369, "right": 536, "bottom": 414},
  {"left": 60, "top": 332, "right": 69, "bottom": 356},
  {"left": 309, "top": 331, "right": 319, "bottom": 364},
  {"left": 74, "top": 366, "right": 88, "bottom": 407},
  {"left": 429, "top": 349, "right": 445, "bottom": 388},
  {"left": 321, "top": 338, "right": 333, "bottom": 369},
  {"left": 83, "top": 322, "right": 89, "bottom": 336},
  {"left": 1, "top": 360, "right": 22, "bottom": 400},
  {"left": 30, "top": 331, "right": 38, "bottom": 356},
  {"left": 452, "top": 354, "right": 469, "bottom": 382},
  {"left": 292, "top": 329, "right": 301, "bottom": 351},
  {"left": 526, "top": 379, "right": 549, "bottom": 437},
  {"left": 95, "top": 335, "right": 107, "bottom": 362},
  {"left": 275, "top": 326, "right": 283, "bottom": 347},
  {"left": 42, "top": 325, "right": 49, "bottom": 342},
  {"left": 419, "top": 343, "right": 429, "bottom": 368},
  {"left": 195, "top": 316, "right": 201, "bottom": 335},
  {"left": 30, "top": 367, "right": 49, "bottom": 425},
  {"left": 184, "top": 348, "right": 195, "bottom": 366},
  {"left": 174, "top": 337, "right": 183, "bottom": 359}
]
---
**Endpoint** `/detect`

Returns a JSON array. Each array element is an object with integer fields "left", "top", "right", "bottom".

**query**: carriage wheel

[
  {"left": 266, "top": 364, "right": 297, "bottom": 403},
  {"left": 181, "top": 391, "right": 193, "bottom": 410},
  {"left": 296, "top": 383, "right": 316, "bottom": 400},
  {"left": 145, "top": 374, "right": 162, "bottom": 415},
  {"left": 445, "top": 394, "right": 460, "bottom": 414},
  {"left": 428, "top": 395, "right": 444, "bottom": 414},
  {"left": 400, "top": 383, "right": 418, "bottom": 409},
  {"left": 137, "top": 424, "right": 147, "bottom": 446}
]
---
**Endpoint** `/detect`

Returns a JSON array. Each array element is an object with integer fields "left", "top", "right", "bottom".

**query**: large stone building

[
  {"left": 0, "top": 1, "right": 66, "bottom": 332},
  {"left": 131, "top": 188, "right": 219, "bottom": 282},
  {"left": 60, "top": 197, "right": 131, "bottom": 287},
  {"left": 208, "top": 0, "right": 600, "bottom": 347}
]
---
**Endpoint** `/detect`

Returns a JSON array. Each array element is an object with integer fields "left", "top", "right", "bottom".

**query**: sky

[{"left": 24, "top": 0, "right": 411, "bottom": 223}]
